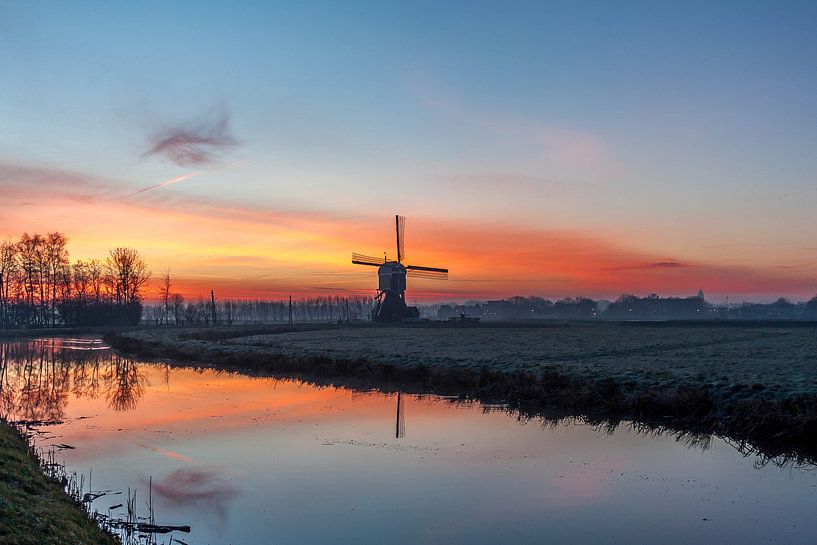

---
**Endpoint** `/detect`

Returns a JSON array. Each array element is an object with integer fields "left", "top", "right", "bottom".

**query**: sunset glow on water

[{"left": 3, "top": 339, "right": 817, "bottom": 545}]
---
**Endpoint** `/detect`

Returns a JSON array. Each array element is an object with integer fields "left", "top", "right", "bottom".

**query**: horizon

[{"left": 2, "top": 2, "right": 816, "bottom": 303}]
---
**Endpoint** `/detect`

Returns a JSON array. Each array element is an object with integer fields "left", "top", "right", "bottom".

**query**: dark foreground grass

[
  {"left": 107, "top": 323, "right": 817, "bottom": 464},
  {"left": 0, "top": 421, "right": 118, "bottom": 545}
]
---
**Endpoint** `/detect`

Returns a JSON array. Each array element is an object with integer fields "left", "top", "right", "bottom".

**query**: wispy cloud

[
  {"left": 648, "top": 260, "right": 689, "bottom": 268},
  {"left": 604, "top": 259, "right": 690, "bottom": 271},
  {"left": 405, "top": 72, "right": 623, "bottom": 178},
  {"left": 0, "top": 161, "right": 108, "bottom": 207},
  {"left": 144, "top": 105, "right": 239, "bottom": 166},
  {"left": 0, "top": 161, "right": 104, "bottom": 191}
]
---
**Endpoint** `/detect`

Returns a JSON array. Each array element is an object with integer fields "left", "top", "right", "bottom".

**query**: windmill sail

[
  {"left": 396, "top": 215, "right": 405, "bottom": 264},
  {"left": 407, "top": 269, "right": 448, "bottom": 280},
  {"left": 352, "top": 253, "right": 384, "bottom": 266},
  {"left": 406, "top": 264, "right": 448, "bottom": 280},
  {"left": 405, "top": 264, "right": 448, "bottom": 273}
]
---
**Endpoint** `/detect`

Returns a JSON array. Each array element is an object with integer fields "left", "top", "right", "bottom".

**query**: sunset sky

[{"left": 2, "top": 2, "right": 816, "bottom": 302}]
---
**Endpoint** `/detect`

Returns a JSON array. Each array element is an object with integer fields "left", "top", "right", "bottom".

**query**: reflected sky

[{"left": 3, "top": 339, "right": 817, "bottom": 544}]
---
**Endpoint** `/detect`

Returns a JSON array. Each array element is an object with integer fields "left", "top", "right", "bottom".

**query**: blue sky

[{"left": 1, "top": 1, "right": 816, "bottom": 299}]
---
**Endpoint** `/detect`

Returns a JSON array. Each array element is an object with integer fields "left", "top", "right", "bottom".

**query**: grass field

[
  {"left": 110, "top": 322, "right": 817, "bottom": 461},
  {"left": 233, "top": 324, "right": 817, "bottom": 398}
]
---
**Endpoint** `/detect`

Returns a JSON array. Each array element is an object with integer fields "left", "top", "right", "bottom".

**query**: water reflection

[
  {"left": 146, "top": 467, "right": 239, "bottom": 523},
  {"left": 104, "top": 354, "right": 148, "bottom": 412},
  {"left": 0, "top": 338, "right": 149, "bottom": 422},
  {"left": 395, "top": 391, "right": 405, "bottom": 438},
  {"left": 3, "top": 338, "right": 817, "bottom": 545},
  {"left": 1, "top": 338, "right": 812, "bottom": 469}
]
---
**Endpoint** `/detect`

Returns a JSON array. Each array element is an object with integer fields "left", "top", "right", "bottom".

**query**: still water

[{"left": 2, "top": 338, "right": 817, "bottom": 545}]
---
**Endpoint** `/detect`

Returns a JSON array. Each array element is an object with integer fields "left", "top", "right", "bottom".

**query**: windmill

[{"left": 352, "top": 215, "right": 448, "bottom": 322}]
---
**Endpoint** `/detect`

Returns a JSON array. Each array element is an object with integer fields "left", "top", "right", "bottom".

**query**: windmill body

[
  {"left": 352, "top": 215, "right": 448, "bottom": 322},
  {"left": 378, "top": 261, "right": 406, "bottom": 295}
]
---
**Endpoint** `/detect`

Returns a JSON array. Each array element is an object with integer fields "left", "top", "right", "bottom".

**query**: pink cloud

[
  {"left": 1, "top": 159, "right": 814, "bottom": 301},
  {"left": 404, "top": 72, "right": 623, "bottom": 178}
]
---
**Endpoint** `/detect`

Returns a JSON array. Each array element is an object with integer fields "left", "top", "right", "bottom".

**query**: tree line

[
  {"left": 0, "top": 232, "right": 150, "bottom": 328},
  {"left": 144, "top": 285, "right": 373, "bottom": 326},
  {"left": 435, "top": 293, "right": 817, "bottom": 321}
]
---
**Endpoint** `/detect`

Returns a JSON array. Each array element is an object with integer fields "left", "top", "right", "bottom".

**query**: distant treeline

[
  {"left": 4, "top": 230, "right": 815, "bottom": 328},
  {"left": 435, "top": 293, "right": 817, "bottom": 321},
  {"left": 142, "top": 295, "right": 374, "bottom": 326},
  {"left": 0, "top": 232, "right": 149, "bottom": 328},
  {"left": 145, "top": 292, "right": 817, "bottom": 325}
]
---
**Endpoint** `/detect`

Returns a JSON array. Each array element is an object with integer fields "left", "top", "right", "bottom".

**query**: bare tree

[
  {"left": 45, "top": 232, "right": 69, "bottom": 325},
  {"left": 0, "top": 232, "right": 154, "bottom": 328},
  {"left": 158, "top": 268, "right": 172, "bottom": 325},
  {"left": 72, "top": 261, "right": 91, "bottom": 302},
  {"left": 17, "top": 233, "right": 44, "bottom": 324},
  {"left": 0, "top": 240, "right": 18, "bottom": 328},
  {"left": 87, "top": 259, "right": 103, "bottom": 302},
  {"left": 33, "top": 233, "right": 49, "bottom": 323},
  {"left": 104, "top": 247, "right": 151, "bottom": 305},
  {"left": 171, "top": 293, "right": 185, "bottom": 326}
]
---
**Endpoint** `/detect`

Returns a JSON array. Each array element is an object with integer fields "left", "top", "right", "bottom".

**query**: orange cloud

[{"left": 1, "top": 160, "right": 815, "bottom": 301}]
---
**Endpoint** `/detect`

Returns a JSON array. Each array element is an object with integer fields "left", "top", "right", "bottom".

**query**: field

[
  {"left": 233, "top": 324, "right": 817, "bottom": 397},
  {"left": 110, "top": 322, "right": 817, "bottom": 460}
]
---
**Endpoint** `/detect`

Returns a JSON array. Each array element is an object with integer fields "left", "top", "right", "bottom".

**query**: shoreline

[
  {"left": 0, "top": 326, "right": 141, "bottom": 340},
  {"left": 0, "top": 420, "right": 118, "bottom": 545},
  {"left": 106, "top": 322, "right": 817, "bottom": 464}
]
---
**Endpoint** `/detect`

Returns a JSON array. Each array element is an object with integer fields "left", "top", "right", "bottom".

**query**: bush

[{"left": 59, "top": 300, "right": 143, "bottom": 326}]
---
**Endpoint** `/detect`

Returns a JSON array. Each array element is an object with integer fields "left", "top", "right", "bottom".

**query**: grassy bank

[
  {"left": 107, "top": 322, "right": 817, "bottom": 462},
  {"left": 0, "top": 421, "right": 118, "bottom": 545}
]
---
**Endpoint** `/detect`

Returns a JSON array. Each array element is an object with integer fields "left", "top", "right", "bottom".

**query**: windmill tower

[{"left": 352, "top": 215, "right": 448, "bottom": 322}]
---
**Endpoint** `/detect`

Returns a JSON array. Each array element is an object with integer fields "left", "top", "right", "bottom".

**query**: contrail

[
  {"left": 127, "top": 171, "right": 204, "bottom": 197},
  {"left": 127, "top": 162, "right": 243, "bottom": 197}
]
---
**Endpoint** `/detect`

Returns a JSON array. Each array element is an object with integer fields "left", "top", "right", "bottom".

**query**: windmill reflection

[
  {"left": 395, "top": 391, "right": 405, "bottom": 439},
  {"left": 0, "top": 339, "right": 148, "bottom": 422}
]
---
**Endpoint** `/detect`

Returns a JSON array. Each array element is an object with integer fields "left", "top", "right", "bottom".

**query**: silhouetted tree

[
  {"left": 17, "top": 233, "right": 43, "bottom": 324},
  {"left": 159, "top": 268, "right": 172, "bottom": 325},
  {"left": 807, "top": 296, "right": 817, "bottom": 319},
  {"left": 171, "top": 293, "right": 185, "bottom": 325},
  {"left": 0, "top": 241, "right": 18, "bottom": 329},
  {"left": 0, "top": 233, "right": 150, "bottom": 328},
  {"left": 104, "top": 247, "right": 151, "bottom": 305},
  {"left": 45, "top": 232, "right": 69, "bottom": 326}
]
